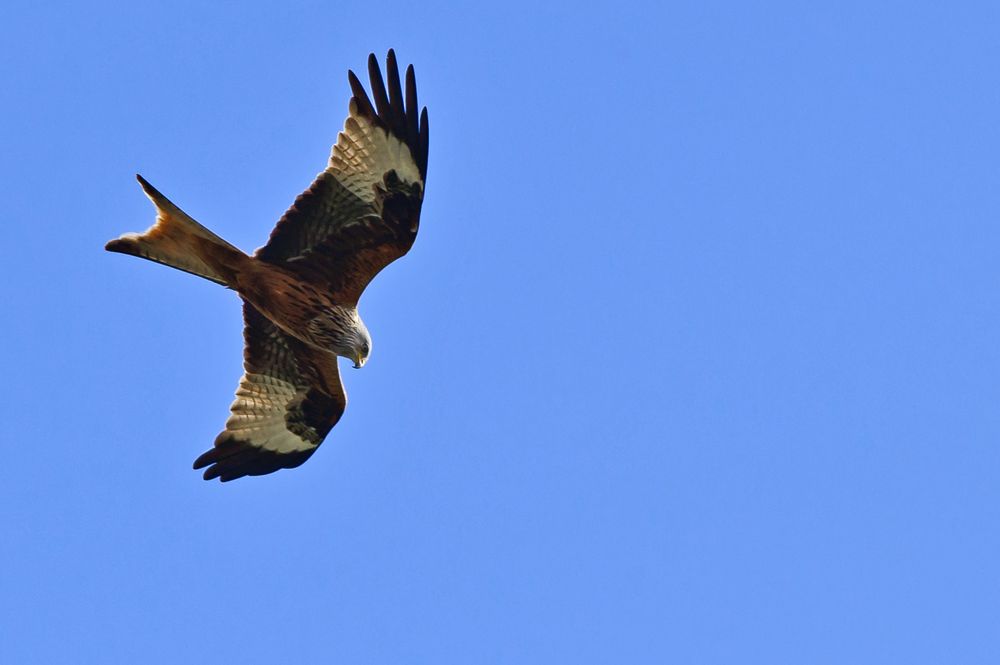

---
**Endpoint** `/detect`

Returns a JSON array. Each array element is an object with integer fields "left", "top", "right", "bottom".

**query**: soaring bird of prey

[{"left": 106, "top": 50, "right": 428, "bottom": 482}]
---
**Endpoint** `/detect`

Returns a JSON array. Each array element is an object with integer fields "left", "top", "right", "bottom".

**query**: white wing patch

[
  {"left": 224, "top": 371, "right": 316, "bottom": 454},
  {"left": 327, "top": 100, "right": 423, "bottom": 204}
]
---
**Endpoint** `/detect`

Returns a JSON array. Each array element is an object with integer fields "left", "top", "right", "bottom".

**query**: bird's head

[
  {"left": 352, "top": 328, "right": 372, "bottom": 369},
  {"left": 308, "top": 307, "right": 372, "bottom": 369},
  {"left": 346, "top": 310, "right": 372, "bottom": 369}
]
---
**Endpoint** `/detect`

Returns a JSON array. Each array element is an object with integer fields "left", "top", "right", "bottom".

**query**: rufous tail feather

[{"left": 105, "top": 175, "right": 247, "bottom": 287}]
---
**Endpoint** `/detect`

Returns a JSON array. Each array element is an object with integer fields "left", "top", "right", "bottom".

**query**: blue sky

[{"left": 2, "top": 1, "right": 999, "bottom": 662}]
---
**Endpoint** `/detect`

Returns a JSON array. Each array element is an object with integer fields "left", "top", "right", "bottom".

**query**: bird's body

[
  {"left": 106, "top": 51, "right": 428, "bottom": 481},
  {"left": 233, "top": 258, "right": 367, "bottom": 361}
]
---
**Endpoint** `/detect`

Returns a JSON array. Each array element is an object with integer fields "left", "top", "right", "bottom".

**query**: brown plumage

[{"left": 106, "top": 50, "right": 428, "bottom": 481}]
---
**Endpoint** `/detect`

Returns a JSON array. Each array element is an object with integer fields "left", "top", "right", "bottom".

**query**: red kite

[{"left": 106, "top": 50, "right": 428, "bottom": 481}]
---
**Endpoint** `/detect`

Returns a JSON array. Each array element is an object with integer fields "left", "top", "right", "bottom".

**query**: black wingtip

[
  {"left": 368, "top": 52, "right": 391, "bottom": 119},
  {"left": 347, "top": 69, "right": 362, "bottom": 92},
  {"left": 419, "top": 106, "right": 429, "bottom": 178},
  {"left": 348, "top": 69, "right": 376, "bottom": 119},
  {"left": 192, "top": 450, "right": 213, "bottom": 470},
  {"left": 404, "top": 65, "right": 419, "bottom": 146},
  {"left": 348, "top": 50, "right": 428, "bottom": 180},
  {"left": 385, "top": 50, "right": 405, "bottom": 135}
]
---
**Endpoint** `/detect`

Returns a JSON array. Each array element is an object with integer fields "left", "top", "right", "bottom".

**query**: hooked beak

[{"left": 353, "top": 353, "right": 365, "bottom": 369}]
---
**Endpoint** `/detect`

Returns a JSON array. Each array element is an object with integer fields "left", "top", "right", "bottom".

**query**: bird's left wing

[
  {"left": 193, "top": 303, "right": 346, "bottom": 481},
  {"left": 255, "top": 49, "right": 428, "bottom": 305}
]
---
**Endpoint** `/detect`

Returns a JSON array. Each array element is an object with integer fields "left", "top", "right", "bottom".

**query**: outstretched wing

[
  {"left": 193, "top": 303, "right": 346, "bottom": 481},
  {"left": 255, "top": 49, "right": 428, "bottom": 305}
]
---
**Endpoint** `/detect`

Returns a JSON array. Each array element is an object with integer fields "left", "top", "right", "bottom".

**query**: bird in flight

[{"left": 106, "top": 50, "right": 428, "bottom": 482}]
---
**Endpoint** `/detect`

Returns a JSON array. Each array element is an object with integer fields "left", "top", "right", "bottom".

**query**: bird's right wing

[
  {"left": 193, "top": 303, "right": 346, "bottom": 481},
  {"left": 254, "top": 49, "right": 428, "bottom": 306}
]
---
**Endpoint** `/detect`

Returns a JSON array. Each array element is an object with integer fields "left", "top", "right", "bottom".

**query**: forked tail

[{"left": 106, "top": 175, "right": 248, "bottom": 287}]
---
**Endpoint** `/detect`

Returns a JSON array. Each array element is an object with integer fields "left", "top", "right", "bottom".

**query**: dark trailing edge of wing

[
  {"left": 193, "top": 438, "right": 315, "bottom": 482},
  {"left": 348, "top": 49, "right": 428, "bottom": 180}
]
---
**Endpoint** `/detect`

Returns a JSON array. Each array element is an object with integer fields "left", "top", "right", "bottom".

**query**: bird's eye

[{"left": 362, "top": 343, "right": 370, "bottom": 355}]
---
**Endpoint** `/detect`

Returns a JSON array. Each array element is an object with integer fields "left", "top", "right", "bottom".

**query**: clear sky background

[{"left": 2, "top": 1, "right": 999, "bottom": 662}]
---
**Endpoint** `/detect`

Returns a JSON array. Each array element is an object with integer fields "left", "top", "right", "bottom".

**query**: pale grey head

[{"left": 307, "top": 306, "right": 372, "bottom": 368}]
